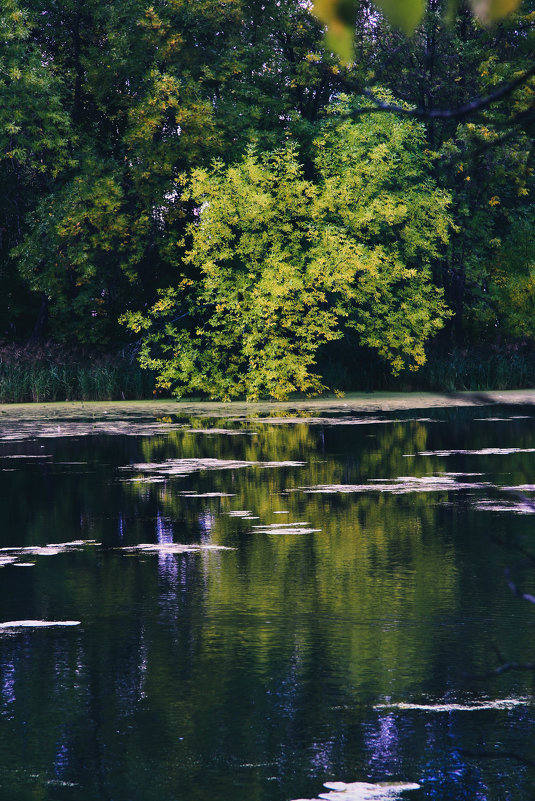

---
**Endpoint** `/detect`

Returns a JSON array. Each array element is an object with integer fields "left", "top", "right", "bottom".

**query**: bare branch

[{"left": 345, "top": 63, "right": 535, "bottom": 121}]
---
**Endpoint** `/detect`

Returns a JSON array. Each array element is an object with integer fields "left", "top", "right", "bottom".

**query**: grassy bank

[
  {"left": 0, "top": 344, "right": 158, "bottom": 403},
  {"left": 413, "top": 349, "right": 535, "bottom": 392},
  {"left": 1, "top": 344, "right": 534, "bottom": 404},
  {"left": 322, "top": 346, "right": 535, "bottom": 393}
]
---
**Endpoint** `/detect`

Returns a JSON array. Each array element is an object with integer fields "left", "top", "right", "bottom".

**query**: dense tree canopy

[{"left": 1, "top": 0, "right": 534, "bottom": 396}]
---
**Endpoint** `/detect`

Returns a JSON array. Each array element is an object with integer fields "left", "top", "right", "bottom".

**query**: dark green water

[{"left": 0, "top": 401, "right": 534, "bottom": 801}]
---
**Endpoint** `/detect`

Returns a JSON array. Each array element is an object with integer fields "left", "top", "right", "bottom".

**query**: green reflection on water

[{"left": 0, "top": 402, "right": 534, "bottom": 800}]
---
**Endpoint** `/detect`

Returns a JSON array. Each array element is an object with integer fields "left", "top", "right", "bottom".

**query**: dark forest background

[{"left": 1, "top": 0, "right": 535, "bottom": 399}]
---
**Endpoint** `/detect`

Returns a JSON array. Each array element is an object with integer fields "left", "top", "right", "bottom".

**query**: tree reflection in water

[{"left": 0, "top": 403, "right": 534, "bottom": 799}]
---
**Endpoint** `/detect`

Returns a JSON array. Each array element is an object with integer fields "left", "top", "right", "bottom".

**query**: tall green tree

[
  {"left": 10, "top": 0, "right": 350, "bottom": 345},
  {"left": 124, "top": 106, "right": 451, "bottom": 400}
]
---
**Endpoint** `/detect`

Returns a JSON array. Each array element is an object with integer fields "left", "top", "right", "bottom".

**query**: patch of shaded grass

[
  {"left": 320, "top": 344, "right": 535, "bottom": 393},
  {"left": 0, "top": 344, "right": 160, "bottom": 403},
  {"left": 416, "top": 348, "right": 535, "bottom": 392}
]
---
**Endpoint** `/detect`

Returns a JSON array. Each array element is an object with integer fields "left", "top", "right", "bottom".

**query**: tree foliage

[
  {"left": 1, "top": 0, "right": 534, "bottom": 393},
  {"left": 124, "top": 108, "right": 451, "bottom": 399}
]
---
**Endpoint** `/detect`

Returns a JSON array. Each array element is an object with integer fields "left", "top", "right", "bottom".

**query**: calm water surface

[{"left": 0, "top": 400, "right": 534, "bottom": 801}]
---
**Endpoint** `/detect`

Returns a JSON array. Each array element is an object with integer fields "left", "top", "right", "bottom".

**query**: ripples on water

[{"left": 0, "top": 399, "right": 534, "bottom": 800}]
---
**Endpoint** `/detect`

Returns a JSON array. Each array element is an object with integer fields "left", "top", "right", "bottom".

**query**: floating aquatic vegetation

[
  {"left": 121, "top": 457, "right": 305, "bottom": 478},
  {"left": 0, "top": 419, "right": 180, "bottom": 441},
  {"left": 123, "top": 476, "right": 167, "bottom": 484},
  {"left": 474, "top": 416, "right": 532, "bottom": 422},
  {"left": 121, "top": 543, "right": 234, "bottom": 554},
  {"left": 273, "top": 510, "right": 289, "bottom": 514},
  {"left": 252, "top": 522, "right": 321, "bottom": 535},
  {"left": 410, "top": 447, "right": 535, "bottom": 456},
  {"left": 180, "top": 491, "right": 236, "bottom": 498},
  {"left": 0, "top": 391, "right": 532, "bottom": 441},
  {"left": 184, "top": 428, "right": 258, "bottom": 435},
  {"left": 243, "top": 416, "right": 403, "bottom": 426},
  {"left": 0, "top": 454, "right": 52, "bottom": 459},
  {"left": 296, "top": 474, "right": 491, "bottom": 495},
  {"left": 0, "top": 620, "right": 81, "bottom": 630},
  {"left": 473, "top": 499, "right": 535, "bottom": 514},
  {"left": 224, "top": 510, "right": 259, "bottom": 521},
  {"left": 0, "top": 540, "right": 100, "bottom": 562},
  {"left": 374, "top": 699, "right": 528, "bottom": 712},
  {"left": 292, "top": 780, "right": 420, "bottom": 801}
]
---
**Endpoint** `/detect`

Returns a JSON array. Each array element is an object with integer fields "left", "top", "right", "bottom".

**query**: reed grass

[
  {"left": 321, "top": 345, "right": 535, "bottom": 394},
  {"left": 0, "top": 344, "right": 158, "bottom": 403},
  {"left": 413, "top": 348, "right": 535, "bottom": 392},
  {"left": 2, "top": 342, "right": 533, "bottom": 404}
]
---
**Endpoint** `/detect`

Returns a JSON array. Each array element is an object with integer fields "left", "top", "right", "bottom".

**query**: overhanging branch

[{"left": 348, "top": 62, "right": 535, "bottom": 121}]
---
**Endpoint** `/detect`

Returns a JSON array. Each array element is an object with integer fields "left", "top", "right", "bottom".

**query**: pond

[{"left": 0, "top": 396, "right": 534, "bottom": 801}]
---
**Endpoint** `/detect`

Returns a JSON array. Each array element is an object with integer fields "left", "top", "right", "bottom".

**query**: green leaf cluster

[{"left": 125, "top": 107, "right": 451, "bottom": 400}]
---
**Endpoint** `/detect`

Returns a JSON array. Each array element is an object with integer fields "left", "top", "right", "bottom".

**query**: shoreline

[{"left": 1, "top": 389, "right": 535, "bottom": 420}]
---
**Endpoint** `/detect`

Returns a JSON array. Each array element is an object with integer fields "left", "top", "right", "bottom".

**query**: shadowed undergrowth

[
  {"left": 0, "top": 344, "right": 534, "bottom": 404},
  {"left": 0, "top": 344, "right": 158, "bottom": 403},
  {"left": 320, "top": 346, "right": 535, "bottom": 394}
]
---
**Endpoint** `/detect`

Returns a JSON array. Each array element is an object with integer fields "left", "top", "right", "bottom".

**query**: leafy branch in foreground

[{"left": 313, "top": 0, "right": 523, "bottom": 62}]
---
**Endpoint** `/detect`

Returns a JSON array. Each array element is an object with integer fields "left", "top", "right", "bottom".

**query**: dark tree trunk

[{"left": 29, "top": 294, "right": 49, "bottom": 343}]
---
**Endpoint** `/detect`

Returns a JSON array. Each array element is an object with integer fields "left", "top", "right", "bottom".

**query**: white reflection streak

[
  {"left": 156, "top": 511, "right": 178, "bottom": 583},
  {"left": 198, "top": 509, "right": 215, "bottom": 543},
  {"left": 1, "top": 662, "right": 16, "bottom": 708},
  {"left": 138, "top": 623, "right": 148, "bottom": 700},
  {"left": 54, "top": 741, "right": 69, "bottom": 778},
  {"left": 365, "top": 713, "right": 399, "bottom": 769}
]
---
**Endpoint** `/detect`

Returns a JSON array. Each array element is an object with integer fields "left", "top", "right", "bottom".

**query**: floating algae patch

[
  {"left": 0, "top": 454, "right": 52, "bottom": 459},
  {"left": 374, "top": 699, "right": 528, "bottom": 712},
  {"left": 292, "top": 780, "right": 420, "bottom": 801},
  {"left": 224, "top": 510, "right": 259, "bottom": 521},
  {"left": 296, "top": 474, "right": 491, "bottom": 495},
  {"left": 123, "top": 476, "right": 167, "bottom": 484},
  {"left": 184, "top": 427, "right": 258, "bottom": 435},
  {"left": 121, "top": 543, "right": 234, "bottom": 554},
  {"left": 474, "top": 416, "right": 532, "bottom": 422},
  {"left": 0, "top": 539, "right": 100, "bottom": 562},
  {"left": 251, "top": 522, "right": 321, "bottom": 535},
  {"left": 0, "top": 620, "right": 81, "bottom": 631},
  {"left": 121, "top": 458, "right": 305, "bottom": 478},
  {"left": 0, "top": 419, "right": 181, "bottom": 442},
  {"left": 473, "top": 498, "right": 535, "bottom": 514},
  {"left": 180, "top": 491, "right": 236, "bottom": 498},
  {"left": 411, "top": 447, "right": 535, "bottom": 457},
  {"left": 243, "top": 416, "right": 404, "bottom": 427}
]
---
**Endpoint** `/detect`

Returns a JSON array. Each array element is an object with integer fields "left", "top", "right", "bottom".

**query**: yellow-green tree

[{"left": 125, "top": 106, "right": 451, "bottom": 400}]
